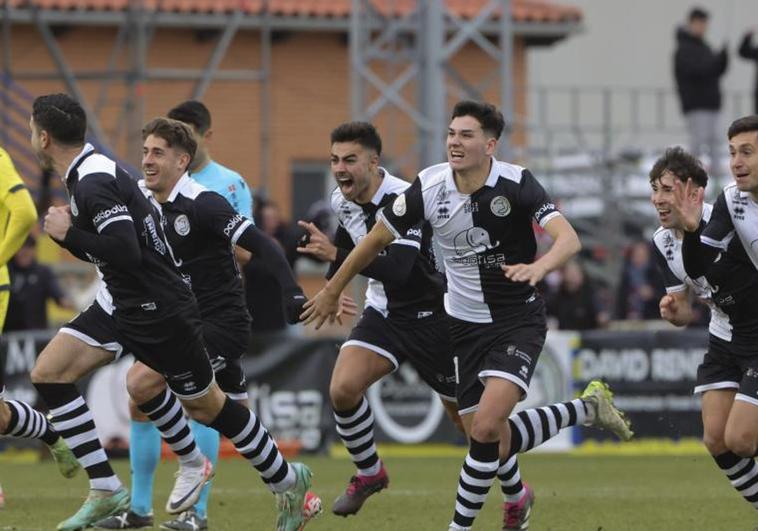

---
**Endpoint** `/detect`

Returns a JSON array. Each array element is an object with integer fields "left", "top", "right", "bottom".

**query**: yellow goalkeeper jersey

[{"left": 0, "top": 146, "right": 37, "bottom": 290}]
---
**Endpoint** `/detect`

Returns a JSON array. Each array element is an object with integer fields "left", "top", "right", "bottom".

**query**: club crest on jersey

[
  {"left": 392, "top": 194, "right": 406, "bottom": 216},
  {"left": 174, "top": 214, "right": 191, "bottom": 236},
  {"left": 490, "top": 196, "right": 511, "bottom": 217},
  {"left": 70, "top": 196, "right": 78, "bottom": 217}
]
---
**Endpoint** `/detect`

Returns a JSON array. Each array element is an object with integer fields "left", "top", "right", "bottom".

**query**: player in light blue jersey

[{"left": 168, "top": 100, "right": 253, "bottom": 219}]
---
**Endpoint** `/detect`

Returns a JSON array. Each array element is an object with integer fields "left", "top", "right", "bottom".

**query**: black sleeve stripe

[{"left": 9, "top": 184, "right": 26, "bottom": 193}]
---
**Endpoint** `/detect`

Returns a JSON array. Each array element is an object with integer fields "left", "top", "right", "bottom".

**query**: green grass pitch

[{"left": 0, "top": 453, "right": 755, "bottom": 530}]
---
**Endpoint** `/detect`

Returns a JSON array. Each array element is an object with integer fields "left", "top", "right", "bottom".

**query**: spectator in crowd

[
  {"left": 546, "top": 258, "right": 601, "bottom": 330},
  {"left": 253, "top": 199, "right": 300, "bottom": 267},
  {"left": 738, "top": 27, "right": 758, "bottom": 113},
  {"left": 616, "top": 241, "right": 666, "bottom": 320},
  {"left": 674, "top": 7, "right": 728, "bottom": 165},
  {"left": 5, "top": 235, "right": 73, "bottom": 331}
]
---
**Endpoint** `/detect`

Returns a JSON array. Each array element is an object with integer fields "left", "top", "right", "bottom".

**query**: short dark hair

[
  {"left": 167, "top": 100, "right": 211, "bottom": 135},
  {"left": 450, "top": 100, "right": 505, "bottom": 139},
  {"left": 142, "top": 117, "right": 197, "bottom": 167},
  {"left": 727, "top": 115, "right": 758, "bottom": 140},
  {"left": 32, "top": 93, "right": 87, "bottom": 146},
  {"left": 688, "top": 7, "right": 708, "bottom": 21},
  {"left": 330, "top": 122, "right": 382, "bottom": 156},
  {"left": 649, "top": 146, "right": 708, "bottom": 188}
]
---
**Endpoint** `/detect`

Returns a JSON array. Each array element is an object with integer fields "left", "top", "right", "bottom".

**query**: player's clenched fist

[
  {"left": 44, "top": 205, "right": 72, "bottom": 241},
  {"left": 659, "top": 293, "right": 678, "bottom": 321}
]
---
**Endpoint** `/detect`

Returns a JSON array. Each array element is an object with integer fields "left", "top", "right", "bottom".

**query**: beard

[{"left": 36, "top": 150, "right": 55, "bottom": 173}]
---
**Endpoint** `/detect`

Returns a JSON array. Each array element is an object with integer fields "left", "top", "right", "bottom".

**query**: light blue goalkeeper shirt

[{"left": 191, "top": 160, "right": 253, "bottom": 218}]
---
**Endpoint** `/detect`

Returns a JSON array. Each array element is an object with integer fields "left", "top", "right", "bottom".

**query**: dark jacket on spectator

[
  {"left": 739, "top": 32, "right": 758, "bottom": 114},
  {"left": 546, "top": 283, "right": 599, "bottom": 330},
  {"left": 674, "top": 27, "right": 728, "bottom": 113}
]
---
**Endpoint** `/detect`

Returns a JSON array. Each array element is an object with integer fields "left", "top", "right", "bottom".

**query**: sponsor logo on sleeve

[
  {"left": 70, "top": 196, "right": 78, "bottom": 217},
  {"left": 223, "top": 214, "right": 244, "bottom": 236},
  {"left": 93, "top": 204, "right": 129, "bottom": 226},
  {"left": 534, "top": 202, "right": 556, "bottom": 221}
]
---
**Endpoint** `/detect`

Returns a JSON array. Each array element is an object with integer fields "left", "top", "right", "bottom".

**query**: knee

[
  {"left": 126, "top": 365, "right": 166, "bottom": 405},
  {"left": 470, "top": 416, "right": 501, "bottom": 443},
  {"left": 329, "top": 377, "right": 364, "bottom": 412},
  {"left": 725, "top": 429, "right": 758, "bottom": 458},
  {"left": 181, "top": 386, "right": 226, "bottom": 426},
  {"left": 30, "top": 361, "right": 62, "bottom": 384},
  {"left": 702, "top": 430, "right": 728, "bottom": 456}
]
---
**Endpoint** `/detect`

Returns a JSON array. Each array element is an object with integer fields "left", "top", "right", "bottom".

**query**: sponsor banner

[
  {"left": 574, "top": 328, "right": 709, "bottom": 441},
  {"left": 0, "top": 330, "right": 52, "bottom": 408},
  {"left": 1, "top": 330, "right": 578, "bottom": 451},
  {"left": 0, "top": 330, "right": 340, "bottom": 453},
  {"left": 240, "top": 338, "right": 339, "bottom": 453}
]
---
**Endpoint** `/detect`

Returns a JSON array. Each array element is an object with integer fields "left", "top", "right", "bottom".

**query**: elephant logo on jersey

[
  {"left": 453, "top": 227, "right": 500, "bottom": 257},
  {"left": 490, "top": 196, "right": 511, "bottom": 217},
  {"left": 70, "top": 196, "right": 78, "bottom": 217},
  {"left": 174, "top": 214, "right": 191, "bottom": 236}
]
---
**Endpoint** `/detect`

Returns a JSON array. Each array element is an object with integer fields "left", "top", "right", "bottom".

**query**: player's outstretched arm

[
  {"left": 301, "top": 219, "right": 394, "bottom": 329},
  {"left": 659, "top": 289, "right": 693, "bottom": 327},
  {"left": 299, "top": 220, "right": 418, "bottom": 285},
  {"left": 235, "top": 223, "right": 306, "bottom": 323},
  {"left": 502, "top": 215, "right": 581, "bottom": 286},
  {"left": 0, "top": 186, "right": 36, "bottom": 268}
]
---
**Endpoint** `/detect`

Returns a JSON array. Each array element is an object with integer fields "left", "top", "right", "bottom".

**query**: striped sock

[
  {"left": 495, "top": 400, "right": 586, "bottom": 503},
  {"left": 508, "top": 399, "right": 586, "bottom": 455},
  {"left": 137, "top": 389, "right": 203, "bottom": 466},
  {"left": 450, "top": 438, "right": 499, "bottom": 530},
  {"left": 497, "top": 454, "right": 525, "bottom": 502},
  {"left": 713, "top": 451, "right": 758, "bottom": 509},
  {"left": 3, "top": 399, "right": 59, "bottom": 445},
  {"left": 334, "top": 397, "right": 381, "bottom": 477},
  {"left": 34, "top": 383, "right": 121, "bottom": 491},
  {"left": 209, "top": 397, "right": 295, "bottom": 493}
]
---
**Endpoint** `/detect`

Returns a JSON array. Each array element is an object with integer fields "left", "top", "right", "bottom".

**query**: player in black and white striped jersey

[
  {"left": 660, "top": 138, "right": 758, "bottom": 510},
  {"left": 297, "top": 122, "right": 458, "bottom": 517},
  {"left": 301, "top": 102, "right": 628, "bottom": 530},
  {"left": 28, "top": 95, "right": 313, "bottom": 531}
]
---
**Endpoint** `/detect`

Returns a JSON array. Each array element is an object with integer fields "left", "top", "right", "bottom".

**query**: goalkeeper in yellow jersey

[{"left": 0, "top": 146, "right": 79, "bottom": 481}]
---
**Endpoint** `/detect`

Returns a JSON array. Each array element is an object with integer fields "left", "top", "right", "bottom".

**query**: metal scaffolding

[
  {"left": 3, "top": 0, "right": 580, "bottom": 182},
  {"left": 349, "top": 0, "right": 520, "bottom": 170},
  {"left": 3, "top": 1, "right": 273, "bottom": 184}
]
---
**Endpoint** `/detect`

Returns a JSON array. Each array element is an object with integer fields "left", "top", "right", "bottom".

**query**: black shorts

[
  {"left": 62, "top": 301, "right": 214, "bottom": 399},
  {"left": 210, "top": 356, "right": 248, "bottom": 400},
  {"left": 203, "top": 319, "right": 250, "bottom": 400},
  {"left": 203, "top": 319, "right": 250, "bottom": 361},
  {"left": 694, "top": 334, "right": 758, "bottom": 405},
  {"left": 344, "top": 306, "right": 456, "bottom": 400},
  {"left": 450, "top": 300, "right": 547, "bottom": 414}
]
